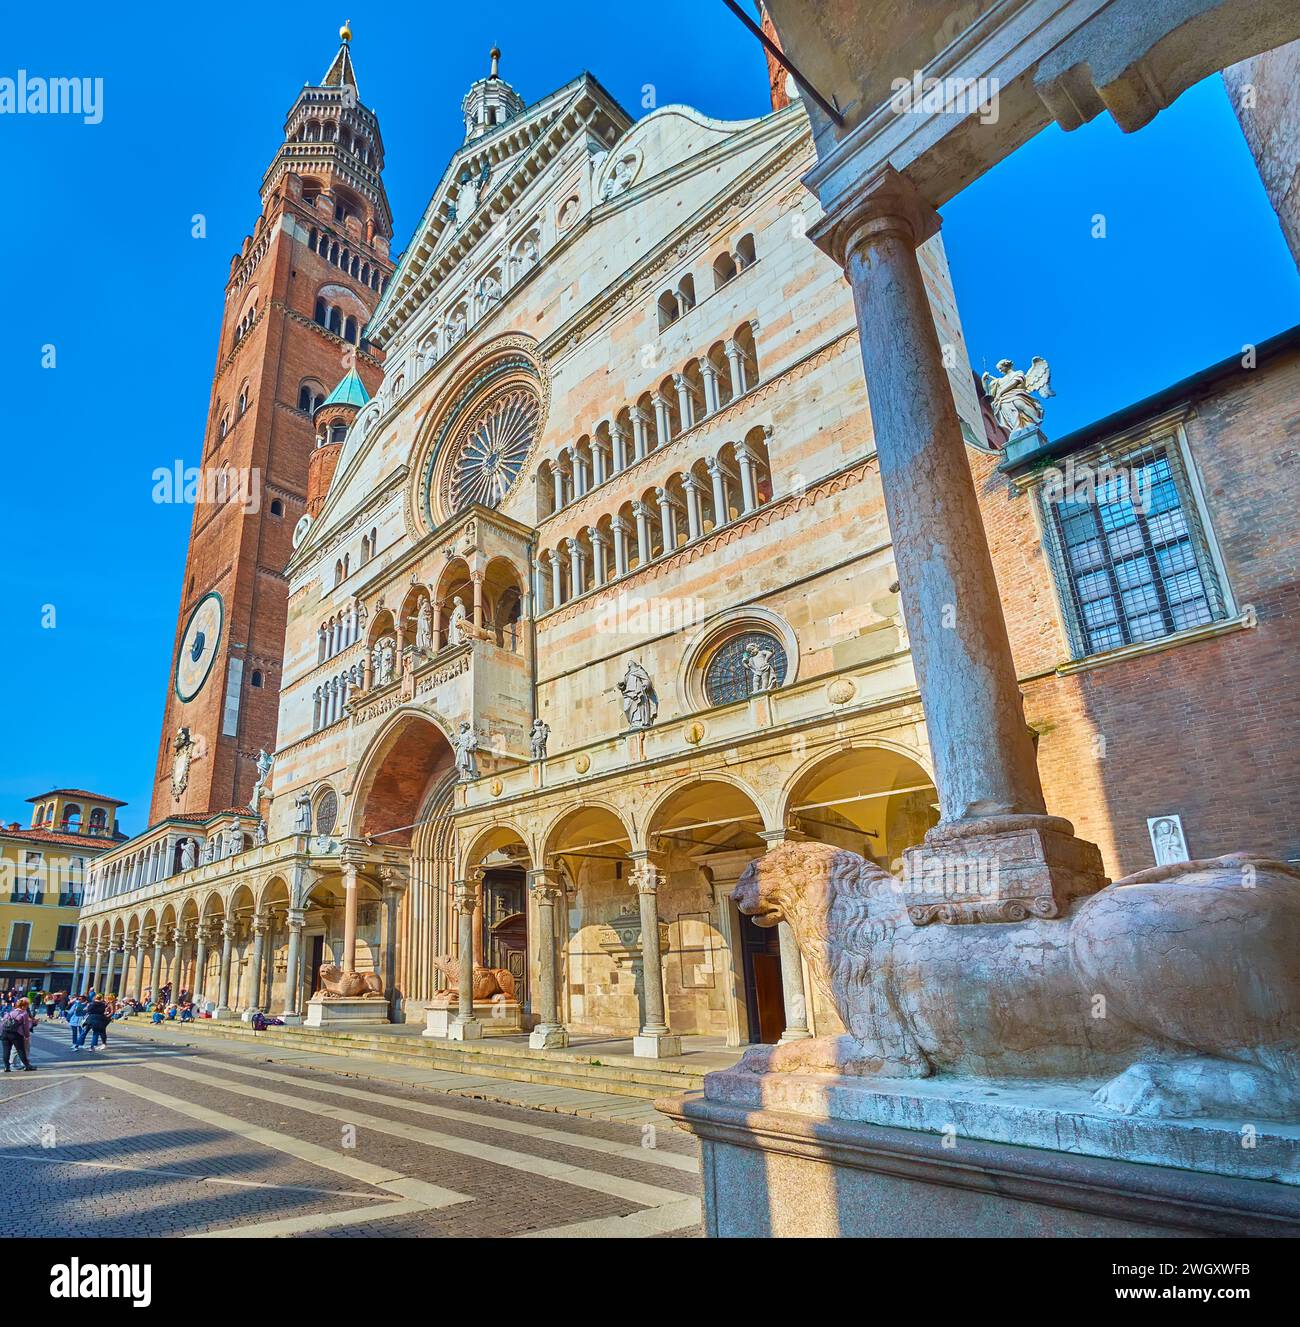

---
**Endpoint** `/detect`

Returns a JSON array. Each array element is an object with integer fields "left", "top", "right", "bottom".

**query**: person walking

[
  {"left": 66, "top": 995, "right": 88, "bottom": 1050},
  {"left": 1, "top": 998, "right": 37, "bottom": 1071},
  {"left": 83, "top": 995, "right": 110, "bottom": 1051}
]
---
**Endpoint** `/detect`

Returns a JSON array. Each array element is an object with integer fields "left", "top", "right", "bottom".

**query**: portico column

[
  {"left": 810, "top": 166, "right": 1046, "bottom": 826},
  {"left": 71, "top": 945, "right": 84, "bottom": 994},
  {"left": 758, "top": 830, "right": 811, "bottom": 1042},
  {"left": 341, "top": 856, "right": 361, "bottom": 974},
  {"left": 282, "top": 910, "right": 305, "bottom": 1023},
  {"left": 379, "top": 870, "right": 405, "bottom": 1020},
  {"left": 131, "top": 939, "right": 146, "bottom": 1002},
  {"left": 247, "top": 916, "right": 266, "bottom": 1013},
  {"left": 610, "top": 515, "right": 630, "bottom": 577},
  {"left": 632, "top": 501, "right": 652, "bottom": 563},
  {"left": 629, "top": 409, "right": 648, "bottom": 462},
  {"left": 91, "top": 945, "right": 105, "bottom": 992},
  {"left": 450, "top": 874, "right": 483, "bottom": 1040},
  {"left": 628, "top": 855, "right": 680, "bottom": 1058},
  {"left": 103, "top": 944, "right": 119, "bottom": 998},
  {"left": 527, "top": 868, "right": 568, "bottom": 1049},
  {"left": 150, "top": 933, "right": 163, "bottom": 998},
  {"left": 171, "top": 927, "right": 186, "bottom": 993},
  {"left": 216, "top": 921, "right": 234, "bottom": 1017},
  {"left": 193, "top": 927, "right": 209, "bottom": 1003}
]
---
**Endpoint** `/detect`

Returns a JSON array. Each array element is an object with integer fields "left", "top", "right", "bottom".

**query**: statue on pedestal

[
  {"left": 530, "top": 719, "right": 550, "bottom": 760},
  {"left": 742, "top": 642, "right": 779, "bottom": 694},
  {"left": 448, "top": 596, "right": 470, "bottom": 646},
  {"left": 982, "top": 356, "right": 1053, "bottom": 438},
  {"left": 249, "top": 749, "right": 274, "bottom": 811},
  {"left": 415, "top": 598, "right": 434, "bottom": 654},
  {"left": 617, "top": 660, "right": 657, "bottom": 729},
  {"left": 180, "top": 838, "right": 197, "bottom": 872},
  {"left": 293, "top": 792, "right": 312, "bottom": 835},
  {"left": 453, "top": 722, "right": 480, "bottom": 781}
]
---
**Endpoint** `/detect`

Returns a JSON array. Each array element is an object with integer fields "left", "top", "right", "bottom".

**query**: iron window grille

[{"left": 1039, "top": 435, "right": 1228, "bottom": 659}]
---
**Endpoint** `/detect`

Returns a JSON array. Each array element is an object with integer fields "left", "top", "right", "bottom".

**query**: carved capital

[{"left": 809, "top": 164, "right": 941, "bottom": 270}]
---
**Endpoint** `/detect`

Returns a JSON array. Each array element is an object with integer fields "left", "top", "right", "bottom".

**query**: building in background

[{"left": 1, "top": 790, "right": 126, "bottom": 993}]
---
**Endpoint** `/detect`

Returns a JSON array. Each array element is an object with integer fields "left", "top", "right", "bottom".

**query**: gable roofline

[{"left": 369, "top": 71, "right": 634, "bottom": 346}]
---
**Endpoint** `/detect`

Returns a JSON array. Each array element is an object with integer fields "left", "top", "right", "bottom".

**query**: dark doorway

[
  {"left": 739, "top": 912, "right": 785, "bottom": 1043},
  {"left": 482, "top": 867, "right": 527, "bottom": 1005},
  {"left": 309, "top": 935, "right": 325, "bottom": 998}
]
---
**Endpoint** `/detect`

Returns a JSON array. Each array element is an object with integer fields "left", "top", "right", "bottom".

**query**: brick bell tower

[{"left": 151, "top": 22, "right": 392, "bottom": 823}]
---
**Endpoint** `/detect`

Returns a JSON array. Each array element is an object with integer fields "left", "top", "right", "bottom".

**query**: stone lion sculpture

[
  {"left": 732, "top": 841, "right": 1300, "bottom": 1119},
  {"left": 314, "top": 963, "right": 385, "bottom": 999},
  {"left": 430, "top": 955, "right": 517, "bottom": 1002}
]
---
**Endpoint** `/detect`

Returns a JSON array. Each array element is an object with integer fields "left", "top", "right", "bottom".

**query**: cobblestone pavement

[{"left": 0, "top": 1026, "right": 701, "bottom": 1238}]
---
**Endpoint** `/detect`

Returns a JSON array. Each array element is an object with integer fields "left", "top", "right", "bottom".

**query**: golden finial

[
  {"left": 340, "top": 19, "right": 353, "bottom": 43},
  {"left": 489, "top": 46, "right": 501, "bottom": 79}
]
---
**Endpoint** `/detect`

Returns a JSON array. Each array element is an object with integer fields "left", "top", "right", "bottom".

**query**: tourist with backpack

[
  {"left": 1, "top": 998, "right": 37, "bottom": 1071},
  {"left": 82, "top": 995, "right": 110, "bottom": 1051}
]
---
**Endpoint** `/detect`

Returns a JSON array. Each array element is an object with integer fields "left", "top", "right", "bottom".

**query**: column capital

[
  {"left": 251, "top": 914, "right": 269, "bottom": 935},
  {"left": 527, "top": 867, "right": 565, "bottom": 904},
  {"left": 626, "top": 852, "right": 665, "bottom": 894},
  {"left": 377, "top": 864, "right": 409, "bottom": 895},
  {"left": 452, "top": 875, "right": 480, "bottom": 913},
  {"left": 287, "top": 909, "right": 306, "bottom": 930},
  {"left": 809, "top": 164, "right": 941, "bottom": 270}
]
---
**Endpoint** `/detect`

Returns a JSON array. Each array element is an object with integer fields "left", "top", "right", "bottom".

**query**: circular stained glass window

[
  {"left": 314, "top": 789, "right": 338, "bottom": 837},
  {"left": 704, "top": 631, "right": 788, "bottom": 707},
  {"left": 447, "top": 387, "right": 538, "bottom": 512}
]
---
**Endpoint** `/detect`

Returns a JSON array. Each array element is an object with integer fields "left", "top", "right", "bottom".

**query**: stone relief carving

[
  {"left": 600, "top": 149, "right": 642, "bottom": 201},
  {"left": 171, "top": 726, "right": 195, "bottom": 800},
  {"left": 372, "top": 636, "right": 396, "bottom": 687},
  {"left": 742, "top": 641, "right": 779, "bottom": 694},
  {"left": 732, "top": 840, "right": 1300, "bottom": 1120}
]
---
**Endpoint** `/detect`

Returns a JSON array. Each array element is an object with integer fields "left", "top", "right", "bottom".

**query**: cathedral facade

[{"left": 75, "top": 31, "right": 1298, "bottom": 1056}]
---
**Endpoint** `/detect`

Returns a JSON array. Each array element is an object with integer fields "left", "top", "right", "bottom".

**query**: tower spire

[{"left": 321, "top": 19, "right": 359, "bottom": 94}]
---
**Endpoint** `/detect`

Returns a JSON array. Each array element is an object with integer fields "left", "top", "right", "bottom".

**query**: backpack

[{"left": 1, "top": 1011, "right": 23, "bottom": 1035}]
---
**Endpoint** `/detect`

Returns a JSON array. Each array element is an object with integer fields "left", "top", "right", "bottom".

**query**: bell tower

[{"left": 150, "top": 23, "right": 394, "bottom": 824}]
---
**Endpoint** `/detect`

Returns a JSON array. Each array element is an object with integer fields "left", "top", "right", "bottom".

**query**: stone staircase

[{"left": 117, "top": 1017, "right": 734, "bottom": 1103}]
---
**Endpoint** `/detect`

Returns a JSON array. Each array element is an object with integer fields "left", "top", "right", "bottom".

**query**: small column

[
  {"left": 550, "top": 549, "right": 565, "bottom": 607},
  {"left": 527, "top": 868, "right": 568, "bottom": 1049},
  {"left": 735, "top": 442, "right": 759, "bottom": 514},
  {"left": 655, "top": 487, "right": 678, "bottom": 550},
  {"left": 590, "top": 436, "right": 607, "bottom": 487},
  {"left": 724, "top": 338, "right": 747, "bottom": 394},
  {"left": 193, "top": 927, "right": 209, "bottom": 1003},
  {"left": 682, "top": 473, "right": 704, "bottom": 540},
  {"left": 131, "top": 940, "right": 146, "bottom": 1002},
  {"left": 551, "top": 463, "right": 566, "bottom": 511},
  {"left": 471, "top": 573, "right": 485, "bottom": 634},
  {"left": 215, "top": 920, "right": 234, "bottom": 1018},
  {"left": 628, "top": 410, "right": 648, "bottom": 462},
  {"left": 610, "top": 515, "right": 630, "bottom": 577},
  {"left": 431, "top": 600, "right": 444, "bottom": 650},
  {"left": 700, "top": 360, "right": 720, "bottom": 415},
  {"left": 282, "top": 910, "right": 305, "bottom": 1023},
  {"left": 565, "top": 536, "right": 586, "bottom": 597},
  {"left": 628, "top": 855, "right": 680, "bottom": 1058},
  {"left": 568, "top": 445, "right": 589, "bottom": 497},
  {"left": 450, "top": 875, "right": 483, "bottom": 1040},
  {"left": 246, "top": 916, "right": 267, "bottom": 1013},
  {"left": 611, "top": 421, "right": 630, "bottom": 472},
  {"left": 651, "top": 392, "right": 672, "bottom": 445},
  {"left": 531, "top": 558, "right": 549, "bottom": 615},
  {"left": 589, "top": 526, "right": 608, "bottom": 585},
  {"left": 673, "top": 373, "right": 694, "bottom": 431},
  {"left": 707, "top": 456, "right": 729, "bottom": 525},
  {"left": 632, "top": 501, "right": 652, "bottom": 564}
]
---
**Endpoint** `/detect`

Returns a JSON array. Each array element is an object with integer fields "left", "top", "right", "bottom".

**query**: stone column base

[
  {"left": 657, "top": 1072, "right": 1300, "bottom": 1238},
  {"left": 423, "top": 1000, "right": 526, "bottom": 1039},
  {"left": 902, "top": 815, "right": 1106, "bottom": 925},
  {"left": 634, "top": 1031, "right": 682, "bottom": 1059},
  {"left": 303, "top": 997, "right": 390, "bottom": 1029},
  {"left": 529, "top": 1024, "right": 569, "bottom": 1050},
  {"left": 279, "top": 1012, "right": 303, "bottom": 1026},
  {"left": 212, "top": 1007, "right": 235, "bottom": 1021},
  {"left": 447, "top": 1017, "right": 483, "bottom": 1041}
]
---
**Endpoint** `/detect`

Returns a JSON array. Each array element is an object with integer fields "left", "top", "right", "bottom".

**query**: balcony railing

[{"left": 2, "top": 949, "right": 52, "bottom": 964}]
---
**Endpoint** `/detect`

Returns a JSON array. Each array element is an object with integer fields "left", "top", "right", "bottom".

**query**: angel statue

[
  {"left": 982, "top": 356, "right": 1054, "bottom": 439},
  {"left": 248, "top": 748, "right": 274, "bottom": 811}
]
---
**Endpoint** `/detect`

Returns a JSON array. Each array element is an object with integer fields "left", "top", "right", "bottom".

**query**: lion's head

[
  {"left": 731, "top": 841, "right": 865, "bottom": 937},
  {"left": 318, "top": 963, "right": 342, "bottom": 982}
]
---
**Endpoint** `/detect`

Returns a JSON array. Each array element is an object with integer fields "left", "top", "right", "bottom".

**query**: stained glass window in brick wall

[{"left": 705, "top": 631, "right": 787, "bottom": 707}]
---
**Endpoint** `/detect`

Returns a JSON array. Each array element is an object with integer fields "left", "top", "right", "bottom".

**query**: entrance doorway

[
  {"left": 308, "top": 935, "right": 325, "bottom": 999},
  {"left": 482, "top": 867, "right": 527, "bottom": 1004},
  {"left": 739, "top": 913, "right": 785, "bottom": 1043}
]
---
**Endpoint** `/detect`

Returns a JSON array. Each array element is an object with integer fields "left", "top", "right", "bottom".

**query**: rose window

[{"left": 447, "top": 387, "right": 538, "bottom": 512}]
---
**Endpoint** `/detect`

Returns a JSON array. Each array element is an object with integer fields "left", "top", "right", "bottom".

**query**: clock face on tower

[{"left": 175, "top": 591, "right": 224, "bottom": 702}]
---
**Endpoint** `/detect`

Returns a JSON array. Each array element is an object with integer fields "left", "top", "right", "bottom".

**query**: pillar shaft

[
  {"left": 342, "top": 861, "right": 360, "bottom": 973},
  {"left": 217, "top": 923, "right": 234, "bottom": 1011}
]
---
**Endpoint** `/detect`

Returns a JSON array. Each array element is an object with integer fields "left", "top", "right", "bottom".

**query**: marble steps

[{"left": 117, "top": 1018, "right": 709, "bottom": 1101}]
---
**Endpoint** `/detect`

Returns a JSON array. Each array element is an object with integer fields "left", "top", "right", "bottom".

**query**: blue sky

[{"left": 2, "top": 4, "right": 1297, "bottom": 835}]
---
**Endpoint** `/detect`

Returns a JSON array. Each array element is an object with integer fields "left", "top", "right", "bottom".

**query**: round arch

[{"left": 345, "top": 708, "right": 456, "bottom": 846}]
